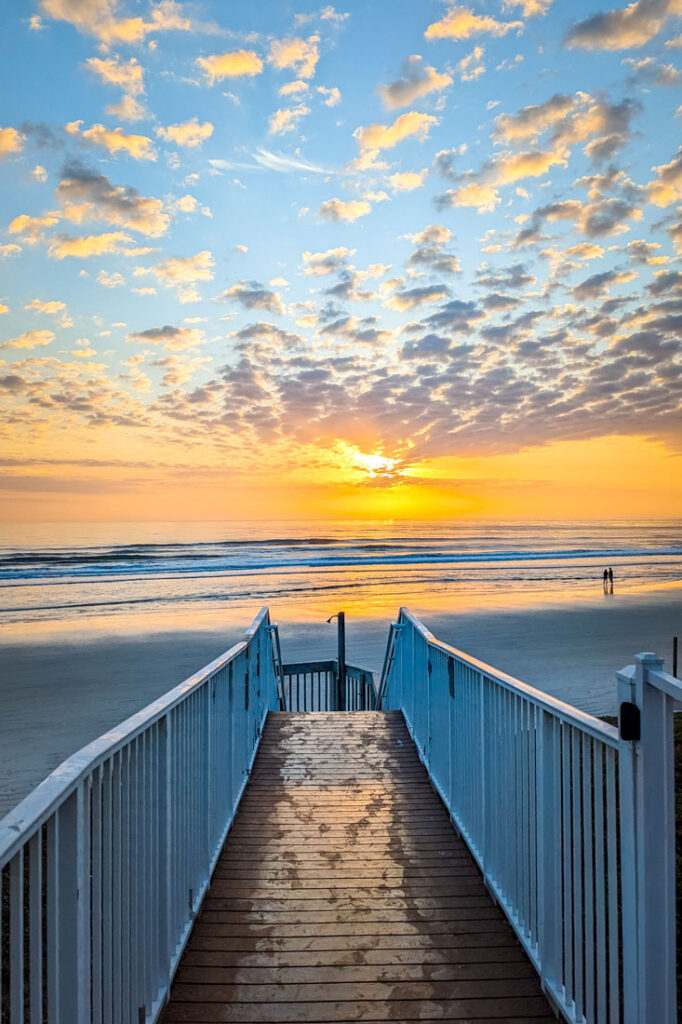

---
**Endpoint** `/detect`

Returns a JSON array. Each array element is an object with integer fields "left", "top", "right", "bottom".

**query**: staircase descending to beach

[{"left": 0, "top": 608, "right": 679, "bottom": 1024}]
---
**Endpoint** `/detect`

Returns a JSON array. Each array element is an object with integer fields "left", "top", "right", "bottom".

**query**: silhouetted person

[
  {"left": 603, "top": 568, "right": 608, "bottom": 591},
  {"left": 608, "top": 566, "right": 614, "bottom": 594}
]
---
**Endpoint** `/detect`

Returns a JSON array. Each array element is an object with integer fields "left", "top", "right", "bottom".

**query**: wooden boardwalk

[{"left": 162, "top": 711, "right": 555, "bottom": 1023}]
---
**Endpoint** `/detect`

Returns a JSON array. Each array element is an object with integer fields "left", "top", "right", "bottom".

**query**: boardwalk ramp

[{"left": 162, "top": 711, "right": 554, "bottom": 1023}]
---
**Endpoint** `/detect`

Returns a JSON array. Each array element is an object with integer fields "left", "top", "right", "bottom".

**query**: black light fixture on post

[{"left": 326, "top": 611, "right": 346, "bottom": 710}]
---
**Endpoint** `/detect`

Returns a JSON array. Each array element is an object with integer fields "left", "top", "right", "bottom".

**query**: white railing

[
  {"left": 0, "top": 607, "right": 278, "bottom": 1024},
  {"left": 379, "top": 608, "right": 679, "bottom": 1024}
]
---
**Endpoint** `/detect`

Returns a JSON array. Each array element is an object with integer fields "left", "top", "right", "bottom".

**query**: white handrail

[
  {"left": 0, "top": 606, "right": 278, "bottom": 1024},
  {"left": 381, "top": 607, "right": 678, "bottom": 1024}
]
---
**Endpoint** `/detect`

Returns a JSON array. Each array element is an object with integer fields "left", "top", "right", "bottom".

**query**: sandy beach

[{"left": 0, "top": 585, "right": 679, "bottom": 818}]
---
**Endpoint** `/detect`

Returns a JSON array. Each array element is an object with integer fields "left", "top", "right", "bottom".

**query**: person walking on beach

[
  {"left": 603, "top": 568, "right": 608, "bottom": 591},
  {"left": 608, "top": 567, "right": 614, "bottom": 593}
]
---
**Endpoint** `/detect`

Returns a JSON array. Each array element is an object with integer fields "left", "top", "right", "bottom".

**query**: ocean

[
  {"left": 0, "top": 519, "right": 680, "bottom": 815},
  {"left": 1, "top": 519, "right": 680, "bottom": 628}
]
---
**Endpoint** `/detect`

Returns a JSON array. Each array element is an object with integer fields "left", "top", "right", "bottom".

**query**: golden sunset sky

[{"left": 1, "top": 0, "right": 681, "bottom": 520}]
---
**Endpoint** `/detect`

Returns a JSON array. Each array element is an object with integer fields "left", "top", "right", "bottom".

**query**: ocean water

[
  {"left": 0, "top": 519, "right": 680, "bottom": 628},
  {"left": 0, "top": 519, "right": 680, "bottom": 814}
]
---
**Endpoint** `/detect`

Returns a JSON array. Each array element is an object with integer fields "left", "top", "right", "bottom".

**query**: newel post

[{"left": 618, "top": 652, "right": 677, "bottom": 1024}]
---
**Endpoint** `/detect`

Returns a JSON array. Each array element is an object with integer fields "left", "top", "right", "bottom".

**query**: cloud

[
  {"left": 572, "top": 268, "right": 637, "bottom": 300},
  {"left": 0, "top": 329, "right": 55, "bottom": 350},
  {"left": 139, "top": 250, "right": 215, "bottom": 286},
  {"left": 56, "top": 162, "right": 170, "bottom": 236},
  {"left": 97, "top": 270, "right": 125, "bottom": 287},
  {"left": 220, "top": 281, "right": 285, "bottom": 315},
  {"left": 9, "top": 213, "right": 60, "bottom": 240},
  {"left": 387, "top": 285, "right": 450, "bottom": 310},
  {"left": 458, "top": 46, "right": 486, "bottom": 80},
  {"left": 623, "top": 55, "right": 682, "bottom": 85},
  {"left": 40, "top": 0, "right": 209, "bottom": 45},
  {"left": 196, "top": 50, "right": 264, "bottom": 84},
  {"left": 303, "top": 247, "right": 354, "bottom": 275},
  {"left": 355, "top": 111, "right": 438, "bottom": 151},
  {"left": 389, "top": 169, "right": 428, "bottom": 191},
  {"left": 65, "top": 121, "right": 157, "bottom": 160},
  {"left": 106, "top": 95, "right": 148, "bottom": 122},
  {"left": 156, "top": 118, "right": 214, "bottom": 147},
  {"left": 85, "top": 55, "right": 144, "bottom": 95},
  {"left": 268, "top": 104, "right": 310, "bottom": 135},
  {"left": 436, "top": 182, "right": 501, "bottom": 212},
  {"left": 24, "top": 298, "right": 66, "bottom": 313},
  {"left": 407, "top": 228, "right": 461, "bottom": 274},
  {"left": 269, "top": 35, "right": 320, "bottom": 79},
  {"left": 251, "top": 148, "right": 330, "bottom": 174},
  {"left": 425, "top": 5, "right": 522, "bottom": 40},
  {"left": 318, "top": 198, "right": 372, "bottom": 221},
  {"left": 379, "top": 55, "right": 452, "bottom": 109},
  {"left": 280, "top": 80, "right": 308, "bottom": 96},
  {"left": 0, "top": 243, "right": 22, "bottom": 258},
  {"left": 47, "top": 231, "right": 137, "bottom": 258},
  {"left": 317, "top": 86, "right": 341, "bottom": 106},
  {"left": 565, "top": 0, "right": 679, "bottom": 50},
  {"left": 494, "top": 93, "right": 578, "bottom": 142},
  {"left": 0, "top": 126, "right": 25, "bottom": 159},
  {"left": 647, "top": 147, "right": 682, "bottom": 206},
  {"left": 503, "top": 0, "right": 553, "bottom": 14},
  {"left": 126, "top": 325, "right": 204, "bottom": 351},
  {"left": 31, "top": 165, "right": 48, "bottom": 183}
]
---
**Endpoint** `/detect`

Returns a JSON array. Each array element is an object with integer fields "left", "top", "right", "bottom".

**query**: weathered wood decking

[{"left": 162, "top": 711, "right": 555, "bottom": 1023}]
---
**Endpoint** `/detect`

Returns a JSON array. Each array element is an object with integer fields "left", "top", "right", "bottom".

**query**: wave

[{"left": 1, "top": 542, "right": 681, "bottom": 583}]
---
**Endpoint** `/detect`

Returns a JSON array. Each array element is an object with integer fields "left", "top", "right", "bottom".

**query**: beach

[
  {"left": 0, "top": 584, "right": 679, "bottom": 818},
  {"left": 0, "top": 518, "right": 680, "bottom": 817}
]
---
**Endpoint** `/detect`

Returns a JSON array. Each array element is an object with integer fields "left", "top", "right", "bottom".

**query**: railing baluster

[
  {"left": 9, "top": 849, "right": 24, "bottom": 1024},
  {"left": 28, "top": 831, "right": 42, "bottom": 1024}
]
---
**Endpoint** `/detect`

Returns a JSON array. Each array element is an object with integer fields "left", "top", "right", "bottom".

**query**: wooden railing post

[{"left": 618, "top": 652, "right": 677, "bottom": 1024}]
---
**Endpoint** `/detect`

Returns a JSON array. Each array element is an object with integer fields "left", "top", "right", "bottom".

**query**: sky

[{"left": 0, "top": 0, "right": 681, "bottom": 522}]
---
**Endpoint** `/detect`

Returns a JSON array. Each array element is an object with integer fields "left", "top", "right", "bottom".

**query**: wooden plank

[{"left": 160, "top": 711, "right": 553, "bottom": 1024}]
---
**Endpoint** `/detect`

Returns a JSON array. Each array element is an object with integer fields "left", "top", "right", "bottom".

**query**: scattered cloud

[
  {"left": 318, "top": 198, "right": 372, "bottom": 221},
  {"left": 85, "top": 55, "right": 144, "bottom": 96},
  {"left": 24, "top": 299, "right": 66, "bottom": 313},
  {"left": 65, "top": 120, "right": 157, "bottom": 161},
  {"left": 317, "top": 85, "right": 341, "bottom": 106},
  {"left": 437, "top": 182, "right": 501, "bottom": 212},
  {"left": 0, "top": 329, "right": 55, "bottom": 350},
  {"left": 379, "top": 55, "right": 452, "bottom": 109},
  {"left": 126, "top": 324, "right": 204, "bottom": 351},
  {"left": 220, "top": 281, "right": 285, "bottom": 315},
  {"left": 0, "top": 126, "right": 25, "bottom": 159},
  {"left": 47, "top": 230, "right": 139, "bottom": 259},
  {"left": 565, "top": 0, "right": 680, "bottom": 51},
  {"left": 156, "top": 118, "right": 214, "bottom": 147},
  {"left": 425, "top": 6, "right": 522, "bottom": 41},
  {"left": 56, "top": 162, "right": 170, "bottom": 236},
  {"left": 269, "top": 35, "right": 320, "bottom": 79},
  {"left": 268, "top": 104, "right": 310, "bottom": 135},
  {"left": 389, "top": 169, "right": 428, "bottom": 191},
  {"left": 647, "top": 147, "right": 682, "bottom": 206},
  {"left": 355, "top": 111, "right": 438, "bottom": 151},
  {"left": 303, "top": 247, "right": 354, "bottom": 275},
  {"left": 197, "top": 50, "right": 264, "bottom": 84}
]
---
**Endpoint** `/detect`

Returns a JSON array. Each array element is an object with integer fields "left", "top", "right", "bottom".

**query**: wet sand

[{"left": 0, "top": 587, "right": 679, "bottom": 818}]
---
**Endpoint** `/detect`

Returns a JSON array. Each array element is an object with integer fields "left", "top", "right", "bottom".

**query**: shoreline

[{"left": 0, "top": 585, "right": 680, "bottom": 818}]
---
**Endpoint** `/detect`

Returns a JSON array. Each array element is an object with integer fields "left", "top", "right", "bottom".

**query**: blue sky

[{"left": 0, "top": 0, "right": 680, "bottom": 519}]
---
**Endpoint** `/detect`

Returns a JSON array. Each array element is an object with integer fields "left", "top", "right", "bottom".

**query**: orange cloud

[
  {"left": 355, "top": 111, "right": 438, "bottom": 151},
  {"left": 647, "top": 147, "right": 682, "bottom": 206},
  {"left": 565, "top": 0, "right": 679, "bottom": 50},
  {"left": 1, "top": 329, "right": 55, "bottom": 350},
  {"left": 156, "top": 118, "right": 214, "bottom": 147},
  {"left": 318, "top": 198, "right": 372, "bottom": 221},
  {"left": 85, "top": 55, "right": 144, "bottom": 95},
  {"left": 47, "top": 231, "right": 135, "bottom": 259},
  {"left": 197, "top": 50, "right": 264, "bottom": 83},
  {"left": 65, "top": 121, "right": 157, "bottom": 161},
  {"left": 268, "top": 104, "right": 310, "bottom": 135},
  {"left": 425, "top": 5, "right": 522, "bottom": 40},
  {"left": 379, "top": 56, "right": 452, "bottom": 109},
  {"left": 0, "top": 126, "right": 25, "bottom": 159},
  {"left": 440, "top": 182, "right": 501, "bottom": 211},
  {"left": 389, "top": 169, "right": 428, "bottom": 191},
  {"left": 269, "top": 35, "right": 320, "bottom": 79}
]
